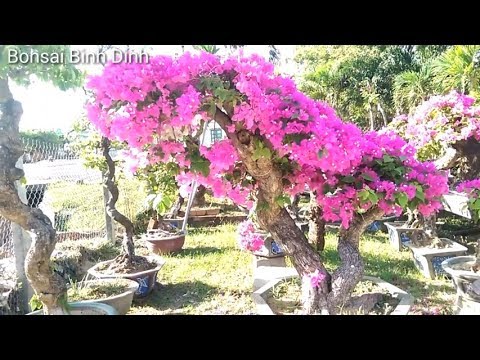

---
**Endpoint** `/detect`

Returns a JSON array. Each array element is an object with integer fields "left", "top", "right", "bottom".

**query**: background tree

[
  {"left": 0, "top": 45, "right": 83, "bottom": 314},
  {"left": 296, "top": 45, "right": 453, "bottom": 127},
  {"left": 295, "top": 45, "right": 418, "bottom": 129},
  {"left": 433, "top": 45, "right": 480, "bottom": 96}
]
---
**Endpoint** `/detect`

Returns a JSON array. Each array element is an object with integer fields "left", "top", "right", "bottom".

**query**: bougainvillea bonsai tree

[
  {"left": 389, "top": 90, "right": 480, "bottom": 180},
  {"left": 86, "top": 51, "right": 448, "bottom": 314},
  {"left": 388, "top": 91, "right": 480, "bottom": 244}
]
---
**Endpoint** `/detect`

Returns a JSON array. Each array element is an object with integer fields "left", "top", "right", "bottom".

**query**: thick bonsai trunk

[
  {"left": 101, "top": 137, "right": 135, "bottom": 259},
  {"left": 214, "top": 107, "right": 330, "bottom": 314},
  {"left": 261, "top": 207, "right": 331, "bottom": 313},
  {"left": 328, "top": 208, "right": 384, "bottom": 314},
  {"left": 308, "top": 194, "right": 325, "bottom": 252},
  {"left": 453, "top": 138, "right": 480, "bottom": 180},
  {"left": 0, "top": 78, "right": 66, "bottom": 314},
  {"left": 434, "top": 146, "right": 458, "bottom": 172}
]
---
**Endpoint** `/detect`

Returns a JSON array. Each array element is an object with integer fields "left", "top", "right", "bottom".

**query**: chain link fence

[{"left": 0, "top": 138, "right": 147, "bottom": 315}]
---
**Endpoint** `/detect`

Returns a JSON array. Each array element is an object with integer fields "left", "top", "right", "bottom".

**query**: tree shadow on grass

[
  {"left": 134, "top": 280, "right": 219, "bottom": 312},
  {"left": 172, "top": 247, "right": 227, "bottom": 258},
  {"left": 321, "top": 245, "right": 456, "bottom": 312}
]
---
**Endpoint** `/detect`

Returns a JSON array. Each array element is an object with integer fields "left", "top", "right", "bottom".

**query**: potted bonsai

[
  {"left": 29, "top": 277, "right": 138, "bottom": 315},
  {"left": 238, "top": 216, "right": 286, "bottom": 269},
  {"left": 138, "top": 162, "right": 186, "bottom": 255},
  {"left": 442, "top": 179, "right": 480, "bottom": 314},
  {"left": 87, "top": 138, "right": 165, "bottom": 298}
]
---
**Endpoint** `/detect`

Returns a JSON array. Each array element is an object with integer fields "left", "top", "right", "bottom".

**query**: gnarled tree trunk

[
  {"left": 308, "top": 193, "right": 325, "bottom": 252},
  {"left": 0, "top": 78, "right": 66, "bottom": 314},
  {"left": 214, "top": 105, "right": 383, "bottom": 314},
  {"left": 328, "top": 208, "right": 384, "bottom": 314},
  {"left": 101, "top": 137, "right": 135, "bottom": 259}
]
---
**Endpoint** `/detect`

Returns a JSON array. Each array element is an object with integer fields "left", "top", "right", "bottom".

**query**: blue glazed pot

[{"left": 87, "top": 255, "right": 166, "bottom": 299}]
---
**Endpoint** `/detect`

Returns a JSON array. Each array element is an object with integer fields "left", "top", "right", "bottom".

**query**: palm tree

[
  {"left": 432, "top": 45, "right": 480, "bottom": 95},
  {"left": 393, "top": 64, "right": 436, "bottom": 114}
]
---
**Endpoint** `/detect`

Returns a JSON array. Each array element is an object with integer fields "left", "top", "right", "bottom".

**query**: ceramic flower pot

[
  {"left": 404, "top": 239, "right": 468, "bottom": 279},
  {"left": 28, "top": 302, "right": 118, "bottom": 315},
  {"left": 144, "top": 231, "right": 186, "bottom": 255},
  {"left": 384, "top": 222, "right": 425, "bottom": 251},
  {"left": 87, "top": 255, "right": 165, "bottom": 299},
  {"left": 67, "top": 278, "right": 139, "bottom": 315},
  {"left": 442, "top": 256, "right": 480, "bottom": 314}
]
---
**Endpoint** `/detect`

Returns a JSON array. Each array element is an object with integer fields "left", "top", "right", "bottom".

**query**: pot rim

[
  {"left": 87, "top": 255, "right": 165, "bottom": 279},
  {"left": 27, "top": 301, "right": 119, "bottom": 315},
  {"left": 67, "top": 278, "right": 139, "bottom": 303},
  {"left": 441, "top": 256, "right": 480, "bottom": 281}
]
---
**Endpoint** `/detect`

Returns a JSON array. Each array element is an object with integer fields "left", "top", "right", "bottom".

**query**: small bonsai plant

[{"left": 137, "top": 162, "right": 183, "bottom": 236}]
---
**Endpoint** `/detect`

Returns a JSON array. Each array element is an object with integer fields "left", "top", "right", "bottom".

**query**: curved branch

[
  {"left": 101, "top": 137, "right": 135, "bottom": 258},
  {"left": 434, "top": 146, "right": 458, "bottom": 171}
]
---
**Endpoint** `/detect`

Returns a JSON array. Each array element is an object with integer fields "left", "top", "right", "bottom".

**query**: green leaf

[
  {"left": 470, "top": 198, "right": 480, "bottom": 210},
  {"left": 341, "top": 176, "right": 356, "bottom": 183},
  {"left": 275, "top": 194, "right": 292, "bottom": 207},
  {"left": 382, "top": 154, "right": 394, "bottom": 163},
  {"left": 368, "top": 192, "right": 379, "bottom": 205},
  {"left": 358, "top": 189, "right": 370, "bottom": 201},
  {"left": 361, "top": 173, "right": 374, "bottom": 181},
  {"left": 256, "top": 201, "right": 270, "bottom": 212},
  {"left": 252, "top": 146, "right": 272, "bottom": 161},
  {"left": 396, "top": 192, "right": 408, "bottom": 207},
  {"left": 415, "top": 186, "right": 425, "bottom": 201}
]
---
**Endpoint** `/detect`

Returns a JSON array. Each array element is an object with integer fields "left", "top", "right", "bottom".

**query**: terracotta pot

[
  {"left": 28, "top": 302, "right": 118, "bottom": 315},
  {"left": 67, "top": 278, "right": 138, "bottom": 315},
  {"left": 87, "top": 255, "right": 165, "bottom": 299},
  {"left": 145, "top": 232, "right": 186, "bottom": 255}
]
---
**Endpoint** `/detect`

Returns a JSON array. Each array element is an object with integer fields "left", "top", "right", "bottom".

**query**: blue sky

[{"left": 11, "top": 45, "right": 297, "bottom": 133}]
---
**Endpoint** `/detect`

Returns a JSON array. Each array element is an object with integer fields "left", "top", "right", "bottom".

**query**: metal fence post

[
  {"left": 11, "top": 157, "right": 34, "bottom": 314},
  {"left": 102, "top": 171, "right": 115, "bottom": 242}
]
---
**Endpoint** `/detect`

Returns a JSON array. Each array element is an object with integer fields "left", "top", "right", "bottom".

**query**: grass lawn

[
  {"left": 128, "top": 224, "right": 456, "bottom": 315},
  {"left": 129, "top": 224, "right": 256, "bottom": 315}
]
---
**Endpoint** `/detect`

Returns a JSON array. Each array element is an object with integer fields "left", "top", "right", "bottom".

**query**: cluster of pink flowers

[
  {"left": 87, "top": 51, "right": 449, "bottom": 230},
  {"left": 456, "top": 179, "right": 480, "bottom": 196},
  {"left": 237, "top": 220, "right": 264, "bottom": 252},
  {"left": 392, "top": 91, "right": 480, "bottom": 151},
  {"left": 303, "top": 270, "right": 326, "bottom": 288}
]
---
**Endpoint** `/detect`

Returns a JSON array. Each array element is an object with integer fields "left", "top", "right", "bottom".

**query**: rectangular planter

[
  {"left": 252, "top": 275, "right": 414, "bottom": 315},
  {"left": 442, "top": 191, "right": 471, "bottom": 219},
  {"left": 404, "top": 239, "right": 468, "bottom": 279},
  {"left": 384, "top": 222, "right": 424, "bottom": 251}
]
